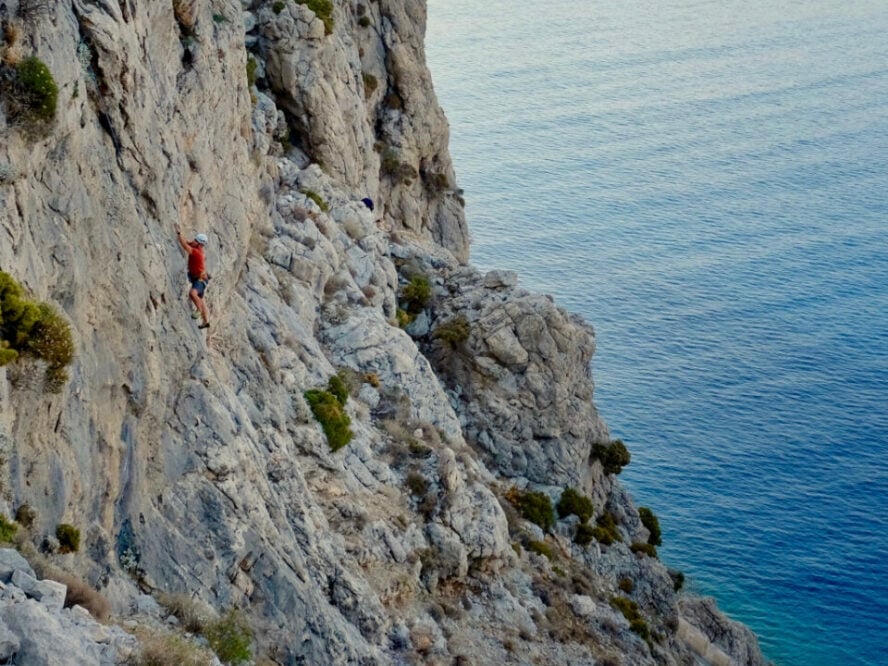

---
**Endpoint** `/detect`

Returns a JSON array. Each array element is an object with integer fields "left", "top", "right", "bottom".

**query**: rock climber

[{"left": 174, "top": 224, "right": 210, "bottom": 330}]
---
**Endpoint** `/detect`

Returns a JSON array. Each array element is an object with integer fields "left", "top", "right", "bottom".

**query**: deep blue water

[{"left": 427, "top": 1, "right": 888, "bottom": 665}]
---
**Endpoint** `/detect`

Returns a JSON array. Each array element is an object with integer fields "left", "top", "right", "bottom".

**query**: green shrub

[
  {"left": 638, "top": 506, "right": 662, "bottom": 546},
  {"left": 630, "top": 542, "right": 658, "bottom": 558},
  {"left": 300, "top": 189, "right": 329, "bottom": 212},
  {"left": 400, "top": 276, "right": 431, "bottom": 314},
  {"left": 424, "top": 172, "right": 449, "bottom": 192},
  {"left": 574, "top": 522, "right": 595, "bottom": 547},
  {"left": 592, "top": 512, "right": 621, "bottom": 545},
  {"left": 304, "top": 388, "right": 353, "bottom": 451},
  {"left": 358, "top": 15, "right": 371, "bottom": 27},
  {"left": 395, "top": 308, "right": 413, "bottom": 328},
  {"left": 592, "top": 439, "right": 631, "bottom": 475},
  {"left": 246, "top": 56, "right": 258, "bottom": 87},
  {"left": 362, "top": 72, "right": 377, "bottom": 96},
  {"left": 405, "top": 471, "right": 428, "bottom": 497},
  {"left": 327, "top": 374, "right": 349, "bottom": 405},
  {"left": 381, "top": 148, "right": 417, "bottom": 183},
  {"left": 212, "top": 13, "right": 228, "bottom": 23},
  {"left": 431, "top": 315, "right": 470, "bottom": 347},
  {"left": 6, "top": 56, "right": 58, "bottom": 127},
  {"left": 619, "top": 577, "right": 634, "bottom": 594},
  {"left": 56, "top": 523, "right": 80, "bottom": 553},
  {"left": 272, "top": 1, "right": 286, "bottom": 13},
  {"left": 295, "top": 0, "right": 333, "bottom": 35},
  {"left": 14, "top": 504, "right": 37, "bottom": 529},
  {"left": 514, "top": 490, "right": 555, "bottom": 532},
  {"left": 205, "top": 608, "right": 252, "bottom": 665},
  {"left": 0, "top": 515, "right": 17, "bottom": 543},
  {"left": 26, "top": 303, "right": 75, "bottom": 391},
  {"left": 0, "top": 271, "right": 74, "bottom": 391},
  {"left": 671, "top": 570, "right": 685, "bottom": 592},
  {"left": 526, "top": 539, "right": 554, "bottom": 561},
  {"left": 556, "top": 487, "right": 593, "bottom": 524}
]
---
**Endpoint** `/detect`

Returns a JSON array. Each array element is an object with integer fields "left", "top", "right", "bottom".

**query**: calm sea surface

[{"left": 427, "top": 1, "right": 888, "bottom": 664}]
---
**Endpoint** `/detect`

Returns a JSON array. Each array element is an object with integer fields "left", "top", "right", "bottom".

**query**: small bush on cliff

[
  {"left": 132, "top": 627, "right": 214, "bottom": 666},
  {"left": 638, "top": 506, "right": 662, "bottom": 546},
  {"left": 611, "top": 596, "right": 649, "bottom": 640},
  {"left": 296, "top": 0, "right": 333, "bottom": 35},
  {"left": 574, "top": 522, "right": 595, "bottom": 547},
  {"left": 592, "top": 439, "right": 631, "bottom": 475},
  {"left": 0, "top": 515, "right": 17, "bottom": 543},
  {"left": 272, "top": 1, "right": 286, "bottom": 14},
  {"left": 1, "top": 271, "right": 75, "bottom": 391},
  {"left": 14, "top": 504, "right": 36, "bottom": 529},
  {"left": 556, "top": 487, "right": 594, "bottom": 524},
  {"left": 526, "top": 539, "right": 554, "bottom": 561},
  {"left": 510, "top": 489, "right": 555, "bottom": 532},
  {"left": 2, "top": 56, "right": 58, "bottom": 132},
  {"left": 305, "top": 377, "right": 353, "bottom": 451},
  {"left": 400, "top": 276, "right": 431, "bottom": 314},
  {"left": 630, "top": 542, "right": 658, "bottom": 558},
  {"left": 431, "top": 315, "right": 470, "bottom": 347},
  {"left": 362, "top": 72, "right": 377, "bottom": 97},
  {"left": 157, "top": 592, "right": 213, "bottom": 633},
  {"left": 246, "top": 56, "right": 258, "bottom": 87},
  {"left": 205, "top": 608, "right": 252, "bottom": 665},
  {"left": 56, "top": 523, "right": 80, "bottom": 553},
  {"left": 592, "top": 512, "right": 621, "bottom": 545},
  {"left": 300, "top": 188, "right": 329, "bottom": 212}
]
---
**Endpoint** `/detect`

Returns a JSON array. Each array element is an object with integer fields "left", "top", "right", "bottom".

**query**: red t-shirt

[{"left": 188, "top": 243, "right": 205, "bottom": 278}]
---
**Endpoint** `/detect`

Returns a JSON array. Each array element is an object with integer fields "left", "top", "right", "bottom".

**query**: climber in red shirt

[{"left": 175, "top": 224, "right": 210, "bottom": 329}]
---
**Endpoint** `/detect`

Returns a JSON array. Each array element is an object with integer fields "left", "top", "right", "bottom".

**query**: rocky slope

[{"left": 0, "top": 0, "right": 766, "bottom": 664}]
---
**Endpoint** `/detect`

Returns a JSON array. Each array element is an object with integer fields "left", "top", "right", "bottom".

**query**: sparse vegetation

[
  {"left": 56, "top": 523, "right": 80, "bottom": 553},
  {"left": 395, "top": 308, "right": 413, "bottom": 328},
  {"left": 130, "top": 628, "right": 214, "bottom": 666},
  {"left": 671, "top": 570, "right": 685, "bottom": 592},
  {"left": 0, "top": 515, "right": 17, "bottom": 543},
  {"left": 638, "top": 506, "right": 662, "bottom": 546},
  {"left": 157, "top": 592, "right": 213, "bottom": 633},
  {"left": 296, "top": 0, "right": 334, "bottom": 35},
  {"left": 592, "top": 439, "right": 631, "bottom": 475},
  {"left": 399, "top": 276, "right": 431, "bottom": 314},
  {"left": 591, "top": 512, "right": 621, "bottom": 546},
  {"left": 300, "top": 189, "right": 329, "bottom": 212},
  {"left": 14, "top": 504, "right": 36, "bottom": 529},
  {"left": 0, "top": 271, "right": 75, "bottom": 391},
  {"left": 304, "top": 376, "right": 353, "bottom": 451},
  {"left": 431, "top": 315, "right": 470, "bottom": 347},
  {"left": 526, "top": 539, "right": 554, "bottom": 561},
  {"left": 272, "top": 1, "right": 286, "bottom": 14},
  {"left": 630, "top": 542, "right": 658, "bottom": 558},
  {"left": 45, "top": 570, "right": 111, "bottom": 621},
  {"left": 205, "top": 608, "right": 253, "bottom": 665},
  {"left": 556, "top": 487, "right": 594, "bottom": 524},
  {"left": 246, "top": 56, "right": 258, "bottom": 87},
  {"left": 362, "top": 72, "right": 377, "bottom": 97},
  {"left": 574, "top": 522, "right": 595, "bottom": 547},
  {"left": 358, "top": 16, "right": 371, "bottom": 27},
  {"left": 381, "top": 148, "right": 417, "bottom": 183},
  {"left": 611, "top": 596, "right": 649, "bottom": 640},
  {"left": 511, "top": 489, "right": 555, "bottom": 532},
  {"left": 618, "top": 577, "right": 634, "bottom": 594},
  {"left": 405, "top": 471, "right": 428, "bottom": 497},
  {"left": 3, "top": 56, "right": 58, "bottom": 130}
]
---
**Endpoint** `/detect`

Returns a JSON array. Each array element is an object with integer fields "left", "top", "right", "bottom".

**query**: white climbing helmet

[{"left": 195, "top": 233, "right": 208, "bottom": 246}]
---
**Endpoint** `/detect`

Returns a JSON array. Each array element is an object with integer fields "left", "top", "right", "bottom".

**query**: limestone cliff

[{"left": 0, "top": 1, "right": 766, "bottom": 664}]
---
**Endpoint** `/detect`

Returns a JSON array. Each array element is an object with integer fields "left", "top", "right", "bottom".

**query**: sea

[{"left": 426, "top": 1, "right": 888, "bottom": 665}]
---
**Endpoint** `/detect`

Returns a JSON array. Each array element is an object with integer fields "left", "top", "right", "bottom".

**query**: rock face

[{"left": 0, "top": 1, "right": 767, "bottom": 664}]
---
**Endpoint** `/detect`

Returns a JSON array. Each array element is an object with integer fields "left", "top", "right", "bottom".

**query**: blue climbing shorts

[{"left": 188, "top": 275, "right": 206, "bottom": 298}]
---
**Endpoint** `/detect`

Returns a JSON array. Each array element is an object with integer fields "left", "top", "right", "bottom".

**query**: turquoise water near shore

[{"left": 427, "top": 1, "right": 888, "bottom": 664}]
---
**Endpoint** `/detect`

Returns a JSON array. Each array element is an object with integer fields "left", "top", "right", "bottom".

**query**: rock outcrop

[{"left": 0, "top": 0, "right": 767, "bottom": 664}]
